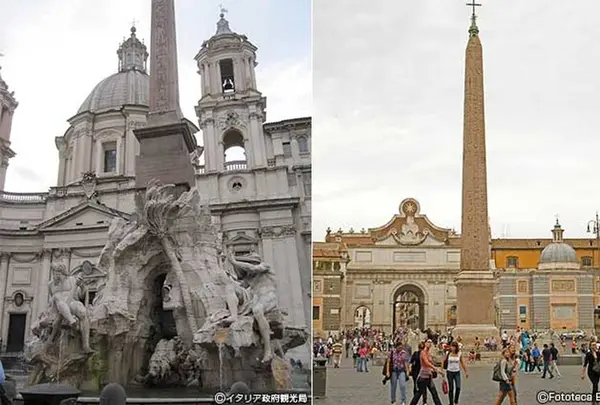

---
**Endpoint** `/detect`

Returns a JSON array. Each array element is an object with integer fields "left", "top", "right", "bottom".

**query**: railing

[
  {"left": 267, "top": 158, "right": 276, "bottom": 167},
  {"left": 224, "top": 160, "right": 247, "bottom": 171},
  {"left": 196, "top": 165, "right": 205, "bottom": 174},
  {"left": 0, "top": 191, "right": 48, "bottom": 203}
]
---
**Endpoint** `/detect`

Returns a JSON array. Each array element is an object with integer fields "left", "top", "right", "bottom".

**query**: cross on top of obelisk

[{"left": 466, "top": 1, "right": 481, "bottom": 36}]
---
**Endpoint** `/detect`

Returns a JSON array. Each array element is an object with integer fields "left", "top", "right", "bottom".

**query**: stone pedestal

[
  {"left": 453, "top": 271, "right": 498, "bottom": 347},
  {"left": 134, "top": 121, "right": 197, "bottom": 188}
]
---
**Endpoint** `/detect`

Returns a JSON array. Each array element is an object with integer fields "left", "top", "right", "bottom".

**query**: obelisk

[
  {"left": 134, "top": 0, "right": 197, "bottom": 189},
  {"left": 452, "top": 4, "right": 498, "bottom": 343}
]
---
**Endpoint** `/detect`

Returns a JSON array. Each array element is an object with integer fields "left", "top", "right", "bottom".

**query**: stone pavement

[{"left": 315, "top": 358, "right": 597, "bottom": 405}]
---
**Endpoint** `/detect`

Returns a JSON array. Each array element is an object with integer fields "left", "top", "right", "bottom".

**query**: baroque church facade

[
  {"left": 0, "top": 15, "right": 311, "bottom": 356},
  {"left": 312, "top": 198, "right": 600, "bottom": 338}
]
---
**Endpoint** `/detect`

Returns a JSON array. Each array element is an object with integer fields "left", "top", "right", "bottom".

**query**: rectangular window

[
  {"left": 313, "top": 306, "right": 320, "bottom": 320},
  {"left": 282, "top": 142, "right": 292, "bottom": 158},
  {"left": 506, "top": 256, "right": 519, "bottom": 268},
  {"left": 103, "top": 142, "right": 117, "bottom": 173},
  {"left": 582, "top": 256, "right": 593, "bottom": 267}
]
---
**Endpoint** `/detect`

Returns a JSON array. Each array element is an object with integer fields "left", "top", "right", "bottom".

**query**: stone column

[
  {"left": 116, "top": 136, "right": 124, "bottom": 175},
  {"left": 290, "top": 137, "right": 300, "bottom": 165},
  {"left": 95, "top": 139, "right": 103, "bottom": 174},
  {"left": 233, "top": 58, "right": 243, "bottom": 92},
  {"left": 200, "top": 64, "right": 207, "bottom": 96},
  {"left": 249, "top": 113, "right": 266, "bottom": 167},
  {"left": 452, "top": 16, "right": 498, "bottom": 343},
  {"left": 0, "top": 158, "right": 8, "bottom": 191},
  {"left": 0, "top": 253, "right": 10, "bottom": 337},
  {"left": 34, "top": 249, "right": 53, "bottom": 321}
]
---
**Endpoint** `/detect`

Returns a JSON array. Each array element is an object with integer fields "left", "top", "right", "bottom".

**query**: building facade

[
  {"left": 312, "top": 198, "right": 600, "bottom": 336},
  {"left": 0, "top": 15, "right": 311, "bottom": 357}
]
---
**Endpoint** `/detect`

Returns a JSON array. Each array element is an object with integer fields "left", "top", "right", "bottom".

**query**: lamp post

[{"left": 587, "top": 211, "right": 600, "bottom": 268}]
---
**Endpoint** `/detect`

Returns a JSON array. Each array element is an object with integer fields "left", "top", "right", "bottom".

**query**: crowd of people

[{"left": 314, "top": 326, "right": 600, "bottom": 405}]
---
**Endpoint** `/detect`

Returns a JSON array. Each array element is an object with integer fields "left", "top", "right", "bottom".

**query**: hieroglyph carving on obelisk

[{"left": 149, "top": 0, "right": 183, "bottom": 124}]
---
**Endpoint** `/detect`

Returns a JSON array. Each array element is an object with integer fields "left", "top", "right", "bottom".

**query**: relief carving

[
  {"left": 217, "top": 111, "right": 248, "bottom": 130},
  {"left": 259, "top": 225, "right": 296, "bottom": 239},
  {"left": 517, "top": 280, "right": 528, "bottom": 294},
  {"left": 551, "top": 279, "right": 575, "bottom": 293}
]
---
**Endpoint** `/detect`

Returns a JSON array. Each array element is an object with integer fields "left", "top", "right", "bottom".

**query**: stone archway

[
  {"left": 354, "top": 305, "right": 371, "bottom": 328},
  {"left": 392, "top": 284, "right": 426, "bottom": 331}
]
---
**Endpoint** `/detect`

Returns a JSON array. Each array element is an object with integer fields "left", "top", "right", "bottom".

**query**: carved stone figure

[
  {"left": 225, "top": 249, "right": 281, "bottom": 364},
  {"left": 47, "top": 263, "right": 93, "bottom": 353}
]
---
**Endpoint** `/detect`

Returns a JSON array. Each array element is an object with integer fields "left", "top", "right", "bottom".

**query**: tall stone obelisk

[
  {"left": 134, "top": 0, "right": 197, "bottom": 189},
  {"left": 452, "top": 5, "right": 499, "bottom": 342}
]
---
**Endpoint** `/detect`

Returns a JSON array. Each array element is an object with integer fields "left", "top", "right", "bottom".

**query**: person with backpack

[
  {"left": 492, "top": 348, "right": 517, "bottom": 405},
  {"left": 581, "top": 339, "right": 600, "bottom": 405},
  {"left": 409, "top": 342, "right": 427, "bottom": 405},
  {"left": 383, "top": 340, "right": 410, "bottom": 405},
  {"left": 408, "top": 339, "right": 443, "bottom": 405},
  {"left": 443, "top": 341, "right": 468, "bottom": 405}
]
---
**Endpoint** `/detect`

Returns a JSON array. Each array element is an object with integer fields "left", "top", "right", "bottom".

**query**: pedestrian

[
  {"left": 443, "top": 340, "right": 468, "bottom": 405},
  {"left": 385, "top": 340, "right": 410, "bottom": 405},
  {"left": 581, "top": 339, "right": 600, "bottom": 405},
  {"left": 409, "top": 342, "right": 428, "bottom": 405},
  {"left": 549, "top": 343, "right": 561, "bottom": 378},
  {"left": 357, "top": 343, "right": 369, "bottom": 372},
  {"left": 530, "top": 343, "right": 541, "bottom": 373},
  {"left": 332, "top": 340, "right": 343, "bottom": 368},
  {"left": 492, "top": 348, "right": 517, "bottom": 405},
  {"left": 408, "top": 339, "right": 443, "bottom": 405},
  {"left": 541, "top": 344, "right": 554, "bottom": 379},
  {"left": 0, "top": 359, "right": 11, "bottom": 405}
]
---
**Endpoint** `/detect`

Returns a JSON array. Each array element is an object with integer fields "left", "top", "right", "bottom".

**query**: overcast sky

[
  {"left": 0, "top": 0, "right": 310, "bottom": 193},
  {"left": 313, "top": 0, "right": 600, "bottom": 240}
]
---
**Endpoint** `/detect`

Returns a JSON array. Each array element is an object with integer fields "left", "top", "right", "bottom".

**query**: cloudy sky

[
  {"left": 313, "top": 0, "right": 600, "bottom": 239},
  {"left": 0, "top": 0, "right": 310, "bottom": 192}
]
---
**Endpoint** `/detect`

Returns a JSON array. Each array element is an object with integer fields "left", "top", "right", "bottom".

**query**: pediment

[
  {"left": 38, "top": 201, "right": 131, "bottom": 232},
  {"left": 226, "top": 233, "right": 258, "bottom": 245},
  {"left": 369, "top": 198, "right": 454, "bottom": 246}
]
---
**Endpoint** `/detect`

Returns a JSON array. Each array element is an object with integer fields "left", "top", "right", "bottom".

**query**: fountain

[{"left": 24, "top": 181, "right": 308, "bottom": 393}]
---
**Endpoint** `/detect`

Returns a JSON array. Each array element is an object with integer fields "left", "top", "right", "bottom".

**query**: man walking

[
  {"left": 549, "top": 343, "right": 562, "bottom": 378},
  {"left": 541, "top": 344, "right": 554, "bottom": 379}
]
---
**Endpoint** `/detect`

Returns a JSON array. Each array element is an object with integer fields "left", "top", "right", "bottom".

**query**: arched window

[
  {"left": 582, "top": 256, "right": 593, "bottom": 267},
  {"left": 297, "top": 136, "right": 309, "bottom": 153},
  {"left": 223, "top": 130, "right": 247, "bottom": 171}
]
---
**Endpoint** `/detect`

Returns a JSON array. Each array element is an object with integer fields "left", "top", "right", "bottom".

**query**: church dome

[
  {"left": 538, "top": 221, "right": 579, "bottom": 270},
  {"left": 77, "top": 27, "right": 149, "bottom": 114}
]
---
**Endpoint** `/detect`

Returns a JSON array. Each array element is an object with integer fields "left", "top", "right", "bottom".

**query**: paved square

[{"left": 315, "top": 358, "right": 597, "bottom": 405}]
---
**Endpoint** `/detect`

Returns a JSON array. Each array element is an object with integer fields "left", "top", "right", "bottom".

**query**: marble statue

[
  {"left": 47, "top": 263, "right": 93, "bottom": 354},
  {"left": 25, "top": 180, "right": 308, "bottom": 391},
  {"left": 224, "top": 249, "right": 280, "bottom": 363}
]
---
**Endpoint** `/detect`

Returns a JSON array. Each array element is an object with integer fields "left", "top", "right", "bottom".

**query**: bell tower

[
  {"left": 0, "top": 58, "right": 18, "bottom": 191},
  {"left": 194, "top": 9, "right": 267, "bottom": 173}
]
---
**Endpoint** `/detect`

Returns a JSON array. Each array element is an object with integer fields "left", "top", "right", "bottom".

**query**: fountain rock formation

[{"left": 25, "top": 181, "right": 308, "bottom": 391}]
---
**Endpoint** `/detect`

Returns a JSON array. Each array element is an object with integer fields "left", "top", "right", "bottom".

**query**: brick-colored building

[{"left": 312, "top": 242, "right": 348, "bottom": 338}]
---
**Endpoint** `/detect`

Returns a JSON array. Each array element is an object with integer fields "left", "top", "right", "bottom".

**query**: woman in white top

[{"left": 444, "top": 341, "right": 468, "bottom": 405}]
